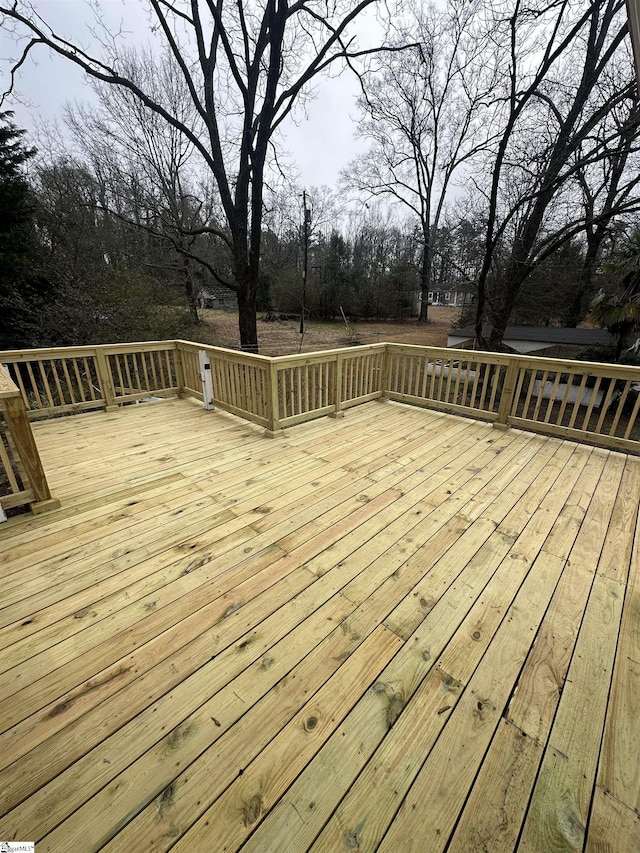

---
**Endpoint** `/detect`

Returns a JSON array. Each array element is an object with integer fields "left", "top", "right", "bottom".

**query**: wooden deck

[{"left": 0, "top": 398, "right": 638, "bottom": 852}]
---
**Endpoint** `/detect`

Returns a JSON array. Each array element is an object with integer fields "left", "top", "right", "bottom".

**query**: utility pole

[{"left": 300, "top": 190, "right": 311, "bottom": 335}]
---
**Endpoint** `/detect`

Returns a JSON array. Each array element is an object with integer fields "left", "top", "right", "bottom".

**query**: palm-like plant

[{"left": 589, "top": 232, "right": 640, "bottom": 362}]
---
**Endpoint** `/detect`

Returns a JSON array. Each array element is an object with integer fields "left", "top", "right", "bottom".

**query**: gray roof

[{"left": 451, "top": 325, "right": 614, "bottom": 346}]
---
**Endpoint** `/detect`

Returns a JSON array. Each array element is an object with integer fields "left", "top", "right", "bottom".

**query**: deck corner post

[
  {"left": 174, "top": 342, "right": 186, "bottom": 399},
  {"left": 266, "top": 360, "right": 281, "bottom": 436},
  {"left": 494, "top": 358, "right": 519, "bottom": 430},
  {"left": 4, "top": 394, "right": 57, "bottom": 508},
  {"left": 95, "top": 348, "right": 118, "bottom": 412}
]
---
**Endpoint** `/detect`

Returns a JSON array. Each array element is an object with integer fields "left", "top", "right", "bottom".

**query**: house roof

[
  {"left": 200, "top": 284, "right": 237, "bottom": 299},
  {"left": 450, "top": 325, "right": 614, "bottom": 346}
]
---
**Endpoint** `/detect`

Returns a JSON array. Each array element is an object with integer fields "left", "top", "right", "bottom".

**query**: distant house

[
  {"left": 427, "top": 288, "right": 474, "bottom": 307},
  {"left": 448, "top": 325, "right": 614, "bottom": 356},
  {"left": 197, "top": 285, "right": 238, "bottom": 310}
]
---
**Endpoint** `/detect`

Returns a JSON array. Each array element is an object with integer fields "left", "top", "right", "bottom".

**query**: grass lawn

[{"left": 195, "top": 306, "right": 463, "bottom": 355}]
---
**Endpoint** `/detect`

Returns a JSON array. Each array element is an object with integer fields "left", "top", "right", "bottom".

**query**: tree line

[{"left": 1, "top": 0, "right": 640, "bottom": 354}]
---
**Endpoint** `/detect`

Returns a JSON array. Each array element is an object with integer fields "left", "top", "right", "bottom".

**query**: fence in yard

[{"left": 1, "top": 339, "right": 639, "bottom": 510}]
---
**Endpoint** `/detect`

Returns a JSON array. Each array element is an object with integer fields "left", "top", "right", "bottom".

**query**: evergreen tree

[{"left": 0, "top": 113, "right": 54, "bottom": 348}]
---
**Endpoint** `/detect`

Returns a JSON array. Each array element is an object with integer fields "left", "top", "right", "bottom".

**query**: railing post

[
  {"left": 265, "top": 360, "right": 282, "bottom": 438},
  {"left": 494, "top": 358, "right": 519, "bottom": 430},
  {"left": 4, "top": 394, "right": 60, "bottom": 513},
  {"left": 378, "top": 344, "right": 390, "bottom": 401},
  {"left": 330, "top": 352, "right": 345, "bottom": 418},
  {"left": 174, "top": 342, "right": 185, "bottom": 398},
  {"left": 94, "top": 348, "right": 118, "bottom": 412}
]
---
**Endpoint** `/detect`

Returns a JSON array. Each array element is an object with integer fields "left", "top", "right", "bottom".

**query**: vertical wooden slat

[
  {"left": 451, "top": 359, "right": 463, "bottom": 403},
  {"left": 543, "top": 371, "right": 562, "bottom": 424},
  {"left": 222, "top": 358, "right": 231, "bottom": 404},
  {"left": 215, "top": 358, "right": 226, "bottom": 404},
  {"left": 304, "top": 363, "right": 310, "bottom": 413},
  {"left": 246, "top": 365, "right": 255, "bottom": 414},
  {"left": 156, "top": 351, "right": 166, "bottom": 389},
  {"left": 581, "top": 375, "right": 602, "bottom": 432},
  {"left": 510, "top": 365, "right": 525, "bottom": 417},
  {"left": 420, "top": 354, "right": 430, "bottom": 400},
  {"left": 444, "top": 358, "right": 454, "bottom": 404},
  {"left": 296, "top": 364, "right": 303, "bottom": 413},
  {"left": 478, "top": 363, "right": 491, "bottom": 411},
  {"left": 11, "top": 365, "right": 29, "bottom": 407},
  {"left": 229, "top": 361, "right": 238, "bottom": 407},
  {"left": 556, "top": 372, "right": 575, "bottom": 426},
  {"left": 521, "top": 369, "right": 538, "bottom": 419},
  {"left": 148, "top": 351, "right": 159, "bottom": 389},
  {"left": 113, "top": 355, "right": 125, "bottom": 397},
  {"left": 568, "top": 374, "right": 589, "bottom": 429},
  {"left": 623, "top": 387, "right": 640, "bottom": 440},
  {"left": 61, "top": 360, "right": 77, "bottom": 405},
  {"left": 48, "top": 361, "right": 64, "bottom": 407},
  {"left": 458, "top": 359, "right": 468, "bottom": 406},
  {"left": 595, "top": 379, "right": 617, "bottom": 434},
  {"left": 83, "top": 357, "right": 97, "bottom": 401},
  {"left": 399, "top": 354, "right": 407, "bottom": 397},
  {"left": 488, "top": 364, "right": 500, "bottom": 412},
  {"left": 140, "top": 352, "right": 151, "bottom": 391},
  {"left": 0, "top": 430, "right": 20, "bottom": 493},
  {"left": 469, "top": 360, "right": 481, "bottom": 409},
  {"left": 609, "top": 380, "right": 631, "bottom": 436},
  {"left": 281, "top": 369, "right": 289, "bottom": 419},
  {"left": 120, "top": 354, "right": 133, "bottom": 394},
  {"left": 532, "top": 370, "right": 549, "bottom": 421},
  {"left": 71, "top": 359, "right": 86, "bottom": 403},
  {"left": 25, "top": 362, "right": 42, "bottom": 409}
]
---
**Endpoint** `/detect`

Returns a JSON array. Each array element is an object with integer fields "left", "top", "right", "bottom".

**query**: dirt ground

[{"left": 198, "top": 306, "right": 463, "bottom": 356}]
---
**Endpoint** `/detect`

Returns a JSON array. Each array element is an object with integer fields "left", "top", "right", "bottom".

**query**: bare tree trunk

[
  {"left": 418, "top": 247, "right": 431, "bottom": 323},
  {"left": 568, "top": 238, "right": 601, "bottom": 327},
  {"left": 180, "top": 255, "right": 200, "bottom": 323},
  {"left": 236, "top": 272, "right": 259, "bottom": 353}
]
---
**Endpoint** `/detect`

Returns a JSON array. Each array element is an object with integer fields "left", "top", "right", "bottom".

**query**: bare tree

[
  {"left": 471, "top": 0, "right": 638, "bottom": 349},
  {"left": 569, "top": 98, "right": 640, "bottom": 324},
  {"left": 1, "top": 0, "right": 397, "bottom": 351},
  {"left": 343, "top": 0, "right": 501, "bottom": 322}
]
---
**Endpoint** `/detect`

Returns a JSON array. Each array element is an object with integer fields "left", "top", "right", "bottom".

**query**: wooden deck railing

[
  {"left": 0, "top": 364, "right": 59, "bottom": 514},
  {"left": 1, "top": 340, "right": 639, "bottom": 463}
]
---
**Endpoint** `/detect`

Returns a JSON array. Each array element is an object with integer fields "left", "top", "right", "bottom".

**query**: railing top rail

[
  {"left": 0, "top": 340, "right": 179, "bottom": 362},
  {"left": 174, "top": 340, "right": 273, "bottom": 365},
  {"left": 0, "top": 363, "right": 20, "bottom": 400},
  {"left": 386, "top": 342, "right": 514, "bottom": 365},
  {"left": 495, "top": 350, "right": 640, "bottom": 378},
  {"left": 269, "top": 342, "right": 387, "bottom": 364},
  {"left": 3, "top": 338, "right": 640, "bottom": 379}
]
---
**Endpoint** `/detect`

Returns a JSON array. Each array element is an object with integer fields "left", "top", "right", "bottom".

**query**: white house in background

[
  {"left": 427, "top": 288, "right": 475, "bottom": 307},
  {"left": 447, "top": 325, "right": 614, "bottom": 354}
]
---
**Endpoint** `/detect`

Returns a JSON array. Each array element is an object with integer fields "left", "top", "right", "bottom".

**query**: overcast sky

[{"left": 0, "top": 0, "right": 371, "bottom": 189}]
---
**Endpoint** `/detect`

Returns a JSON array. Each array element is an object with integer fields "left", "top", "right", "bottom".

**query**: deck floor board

[{"left": 0, "top": 398, "right": 638, "bottom": 852}]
